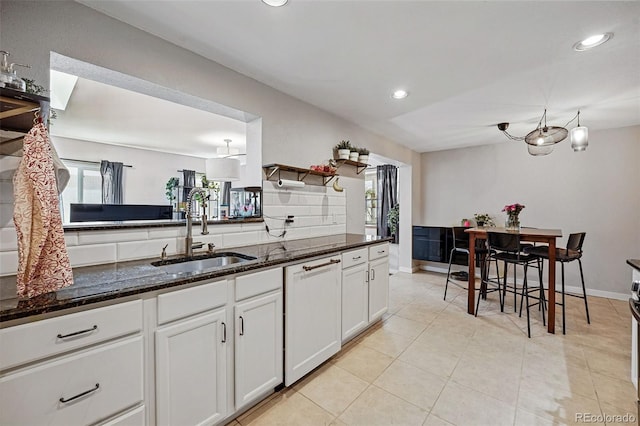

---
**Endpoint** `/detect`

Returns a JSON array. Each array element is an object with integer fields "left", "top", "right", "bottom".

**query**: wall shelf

[
  {"left": 262, "top": 163, "right": 337, "bottom": 186},
  {"left": 334, "top": 159, "right": 369, "bottom": 175}
]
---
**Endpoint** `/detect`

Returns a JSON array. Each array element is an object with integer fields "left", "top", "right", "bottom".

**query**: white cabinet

[
  {"left": 154, "top": 279, "right": 229, "bottom": 426},
  {"left": 369, "top": 256, "right": 390, "bottom": 322},
  {"left": 0, "top": 300, "right": 144, "bottom": 426},
  {"left": 234, "top": 291, "right": 283, "bottom": 410},
  {"left": 285, "top": 255, "right": 341, "bottom": 386},
  {"left": 234, "top": 268, "right": 283, "bottom": 410},
  {"left": 155, "top": 308, "right": 228, "bottom": 426},
  {"left": 341, "top": 248, "right": 369, "bottom": 342}
]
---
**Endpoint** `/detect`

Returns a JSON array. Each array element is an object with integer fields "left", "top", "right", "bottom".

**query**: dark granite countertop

[
  {"left": 63, "top": 217, "right": 264, "bottom": 231},
  {"left": 628, "top": 259, "right": 640, "bottom": 272},
  {"left": 0, "top": 234, "right": 391, "bottom": 322}
]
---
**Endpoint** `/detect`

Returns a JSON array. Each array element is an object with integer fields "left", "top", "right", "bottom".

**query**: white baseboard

[
  {"left": 399, "top": 266, "right": 419, "bottom": 273},
  {"left": 562, "top": 285, "right": 627, "bottom": 301}
]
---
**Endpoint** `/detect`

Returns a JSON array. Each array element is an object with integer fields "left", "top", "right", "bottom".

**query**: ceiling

[
  {"left": 50, "top": 72, "right": 247, "bottom": 158},
  {"left": 79, "top": 0, "right": 640, "bottom": 153}
]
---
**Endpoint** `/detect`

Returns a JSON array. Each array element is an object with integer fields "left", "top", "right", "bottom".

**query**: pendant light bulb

[{"left": 570, "top": 111, "right": 589, "bottom": 152}]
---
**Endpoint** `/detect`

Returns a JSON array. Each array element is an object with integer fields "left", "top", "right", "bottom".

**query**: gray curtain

[
  {"left": 221, "top": 182, "right": 231, "bottom": 206},
  {"left": 376, "top": 164, "right": 398, "bottom": 242},
  {"left": 100, "top": 160, "right": 123, "bottom": 204},
  {"left": 182, "top": 169, "right": 196, "bottom": 201}
]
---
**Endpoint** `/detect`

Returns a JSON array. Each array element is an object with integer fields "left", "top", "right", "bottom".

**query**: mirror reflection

[{"left": 48, "top": 55, "right": 262, "bottom": 224}]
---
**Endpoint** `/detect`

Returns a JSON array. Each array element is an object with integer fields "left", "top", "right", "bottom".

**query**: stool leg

[
  {"left": 513, "top": 263, "right": 517, "bottom": 312},
  {"left": 501, "top": 262, "right": 508, "bottom": 312},
  {"left": 444, "top": 248, "right": 454, "bottom": 301},
  {"left": 561, "top": 262, "right": 566, "bottom": 335},
  {"left": 578, "top": 259, "right": 591, "bottom": 324},
  {"left": 524, "top": 266, "right": 531, "bottom": 338}
]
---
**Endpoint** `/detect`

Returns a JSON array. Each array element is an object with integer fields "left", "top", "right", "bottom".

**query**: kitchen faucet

[{"left": 185, "top": 187, "right": 209, "bottom": 257}]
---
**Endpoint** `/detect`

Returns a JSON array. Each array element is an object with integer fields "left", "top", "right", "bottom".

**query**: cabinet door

[
  {"left": 285, "top": 256, "right": 341, "bottom": 386},
  {"left": 235, "top": 292, "right": 283, "bottom": 410},
  {"left": 341, "top": 263, "right": 369, "bottom": 342},
  {"left": 369, "top": 257, "right": 389, "bottom": 322},
  {"left": 155, "top": 309, "right": 227, "bottom": 426}
]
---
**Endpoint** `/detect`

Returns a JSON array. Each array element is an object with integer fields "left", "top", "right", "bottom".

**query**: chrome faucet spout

[{"left": 185, "top": 187, "right": 208, "bottom": 257}]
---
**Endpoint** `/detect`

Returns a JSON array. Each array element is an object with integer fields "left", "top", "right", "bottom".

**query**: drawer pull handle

[
  {"left": 377, "top": 250, "right": 386, "bottom": 254},
  {"left": 221, "top": 322, "right": 227, "bottom": 343},
  {"left": 59, "top": 383, "right": 100, "bottom": 403},
  {"left": 57, "top": 325, "right": 98, "bottom": 339},
  {"left": 239, "top": 316, "right": 244, "bottom": 336},
  {"left": 352, "top": 256, "right": 361, "bottom": 260},
  {"left": 302, "top": 259, "right": 341, "bottom": 271}
]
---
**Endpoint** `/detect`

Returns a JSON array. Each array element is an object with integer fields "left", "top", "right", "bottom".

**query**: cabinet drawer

[
  {"left": 157, "top": 279, "right": 227, "bottom": 325},
  {"left": 100, "top": 406, "right": 145, "bottom": 426},
  {"left": 341, "top": 248, "right": 368, "bottom": 269},
  {"left": 369, "top": 243, "right": 389, "bottom": 260},
  {"left": 0, "top": 300, "right": 142, "bottom": 371},
  {"left": 236, "top": 268, "right": 283, "bottom": 301},
  {"left": 0, "top": 336, "right": 144, "bottom": 426}
]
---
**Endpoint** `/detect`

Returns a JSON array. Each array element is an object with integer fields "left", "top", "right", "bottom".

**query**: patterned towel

[{"left": 13, "top": 122, "right": 73, "bottom": 298}]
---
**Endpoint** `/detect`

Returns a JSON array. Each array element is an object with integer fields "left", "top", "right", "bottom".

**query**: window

[
  {"left": 60, "top": 160, "right": 101, "bottom": 223},
  {"left": 365, "top": 170, "right": 377, "bottom": 226}
]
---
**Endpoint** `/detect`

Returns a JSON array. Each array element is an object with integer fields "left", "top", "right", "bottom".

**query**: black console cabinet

[{"left": 412, "top": 226, "right": 468, "bottom": 265}]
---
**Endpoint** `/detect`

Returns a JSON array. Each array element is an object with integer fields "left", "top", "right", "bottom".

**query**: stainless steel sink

[{"left": 152, "top": 252, "right": 257, "bottom": 274}]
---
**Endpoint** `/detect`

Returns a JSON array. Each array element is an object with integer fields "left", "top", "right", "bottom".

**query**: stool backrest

[
  {"left": 451, "top": 227, "right": 470, "bottom": 250},
  {"left": 486, "top": 231, "right": 520, "bottom": 253},
  {"left": 566, "top": 232, "right": 586, "bottom": 253}
]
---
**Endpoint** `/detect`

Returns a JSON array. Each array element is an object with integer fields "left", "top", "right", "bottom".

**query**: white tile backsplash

[
  {"left": 0, "top": 179, "right": 347, "bottom": 275},
  {"left": 0, "top": 251, "right": 18, "bottom": 276},
  {"left": 67, "top": 244, "right": 117, "bottom": 267},
  {"left": 78, "top": 229, "right": 150, "bottom": 245}
]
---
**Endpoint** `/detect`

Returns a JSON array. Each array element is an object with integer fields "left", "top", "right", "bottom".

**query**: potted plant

[
  {"left": 387, "top": 204, "right": 399, "bottom": 243},
  {"left": 349, "top": 146, "right": 359, "bottom": 161},
  {"left": 358, "top": 147, "right": 370, "bottom": 164},
  {"left": 473, "top": 213, "right": 495, "bottom": 227},
  {"left": 335, "top": 140, "right": 352, "bottom": 160},
  {"left": 165, "top": 177, "right": 179, "bottom": 204}
]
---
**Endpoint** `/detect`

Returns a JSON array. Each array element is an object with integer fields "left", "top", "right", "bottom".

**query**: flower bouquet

[{"left": 502, "top": 203, "right": 525, "bottom": 230}]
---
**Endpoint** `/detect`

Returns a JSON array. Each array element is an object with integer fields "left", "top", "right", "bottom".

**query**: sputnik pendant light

[{"left": 497, "top": 109, "right": 589, "bottom": 156}]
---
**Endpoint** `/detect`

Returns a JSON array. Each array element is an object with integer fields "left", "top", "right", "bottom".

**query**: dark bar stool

[
  {"left": 478, "top": 231, "right": 546, "bottom": 337},
  {"left": 526, "top": 232, "right": 590, "bottom": 334},
  {"left": 444, "top": 227, "right": 495, "bottom": 301}
]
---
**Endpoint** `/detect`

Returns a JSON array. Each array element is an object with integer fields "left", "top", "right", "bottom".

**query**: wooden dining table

[{"left": 465, "top": 227, "right": 563, "bottom": 334}]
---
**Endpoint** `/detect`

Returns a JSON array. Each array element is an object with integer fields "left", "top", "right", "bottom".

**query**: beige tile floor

[{"left": 228, "top": 271, "right": 634, "bottom": 426}]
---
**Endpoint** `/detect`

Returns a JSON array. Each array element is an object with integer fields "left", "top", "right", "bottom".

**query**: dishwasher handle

[{"left": 302, "top": 259, "right": 341, "bottom": 271}]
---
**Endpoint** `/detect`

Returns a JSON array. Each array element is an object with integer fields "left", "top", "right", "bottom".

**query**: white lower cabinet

[
  {"left": 285, "top": 255, "right": 341, "bottom": 386},
  {"left": 0, "top": 336, "right": 143, "bottom": 426},
  {"left": 155, "top": 308, "right": 228, "bottom": 426},
  {"left": 369, "top": 256, "right": 390, "bottom": 322},
  {"left": 341, "top": 249, "right": 369, "bottom": 342},
  {"left": 234, "top": 291, "right": 283, "bottom": 410}
]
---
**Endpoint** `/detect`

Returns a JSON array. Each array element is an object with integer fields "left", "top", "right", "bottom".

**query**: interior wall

[
  {"left": 0, "top": 0, "right": 420, "bottom": 244},
  {"left": 419, "top": 125, "right": 640, "bottom": 297}
]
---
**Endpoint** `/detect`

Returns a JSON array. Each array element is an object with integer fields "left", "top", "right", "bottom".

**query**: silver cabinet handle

[
  {"left": 302, "top": 259, "right": 341, "bottom": 271},
  {"left": 377, "top": 250, "right": 386, "bottom": 254},
  {"left": 366, "top": 270, "right": 370, "bottom": 283},
  {"left": 221, "top": 322, "right": 227, "bottom": 343},
  {"left": 57, "top": 325, "right": 98, "bottom": 339},
  {"left": 59, "top": 383, "right": 99, "bottom": 403},
  {"left": 371, "top": 269, "right": 375, "bottom": 280},
  {"left": 352, "top": 256, "right": 361, "bottom": 260},
  {"left": 239, "top": 316, "right": 244, "bottom": 336}
]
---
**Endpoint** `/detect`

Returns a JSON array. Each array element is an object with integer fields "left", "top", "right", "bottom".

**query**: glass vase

[{"left": 505, "top": 215, "right": 520, "bottom": 231}]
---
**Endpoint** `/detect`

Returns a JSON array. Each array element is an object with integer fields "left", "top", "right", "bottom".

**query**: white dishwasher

[{"left": 284, "top": 255, "right": 342, "bottom": 386}]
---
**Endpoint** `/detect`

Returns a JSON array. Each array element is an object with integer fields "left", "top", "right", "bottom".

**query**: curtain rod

[
  {"left": 61, "top": 158, "right": 133, "bottom": 168},
  {"left": 177, "top": 169, "right": 205, "bottom": 174}
]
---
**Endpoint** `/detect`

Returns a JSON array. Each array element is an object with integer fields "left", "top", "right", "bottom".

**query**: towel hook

[{"left": 33, "top": 110, "right": 42, "bottom": 125}]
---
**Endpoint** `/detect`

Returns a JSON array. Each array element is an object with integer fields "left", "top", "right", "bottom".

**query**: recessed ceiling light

[
  {"left": 392, "top": 89, "right": 408, "bottom": 99},
  {"left": 573, "top": 33, "right": 613, "bottom": 51},
  {"left": 262, "top": 0, "right": 288, "bottom": 6}
]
